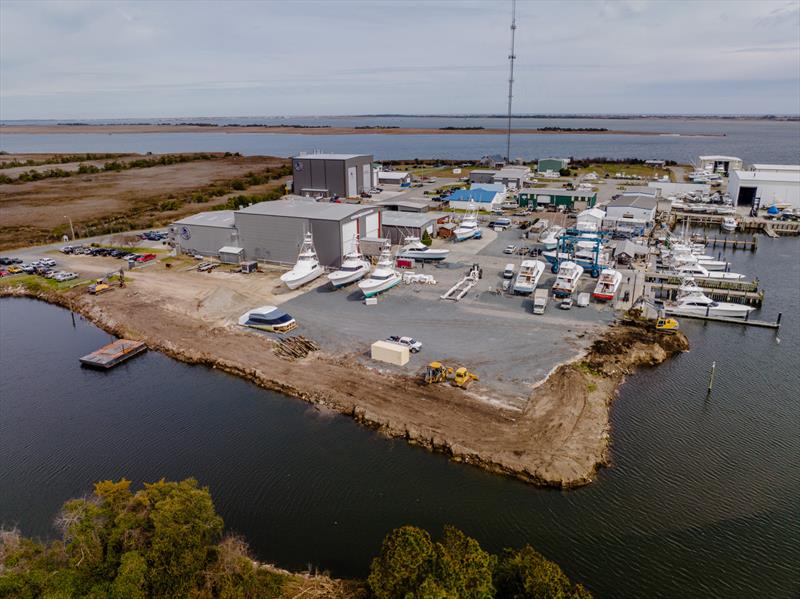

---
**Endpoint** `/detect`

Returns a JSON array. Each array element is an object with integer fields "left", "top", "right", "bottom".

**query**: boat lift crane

[{"left": 549, "top": 228, "right": 609, "bottom": 278}]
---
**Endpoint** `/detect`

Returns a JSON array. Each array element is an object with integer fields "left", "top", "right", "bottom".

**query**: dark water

[
  {"left": 2, "top": 117, "right": 799, "bottom": 163},
  {"left": 1, "top": 237, "right": 798, "bottom": 598}
]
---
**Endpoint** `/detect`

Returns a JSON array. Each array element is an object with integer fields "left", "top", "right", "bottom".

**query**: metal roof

[
  {"left": 236, "top": 199, "right": 377, "bottom": 221},
  {"left": 750, "top": 164, "right": 800, "bottom": 172},
  {"left": 607, "top": 194, "right": 658, "bottom": 209},
  {"left": 173, "top": 210, "right": 235, "bottom": 228},
  {"left": 381, "top": 211, "right": 448, "bottom": 228},
  {"left": 527, "top": 188, "right": 596, "bottom": 198},
  {"left": 448, "top": 189, "right": 500, "bottom": 203},
  {"left": 732, "top": 169, "right": 800, "bottom": 183},
  {"left": 293, "top": 153, "right": 369, "bottom": 161},
  {"left": 616, "top": 241, "right": 648, "bottom": 256},
  {"left": 219, "top": 246, "right": 244, "bottom": 254},
  {"left": 470, "top": 183, "right": 506, "bottom": 193},
  {"left": 699, "top": 155, "right": 742, "bottom": 161},
  {"left": 377, "top": 171, "right": 410, "bottom": 179}
]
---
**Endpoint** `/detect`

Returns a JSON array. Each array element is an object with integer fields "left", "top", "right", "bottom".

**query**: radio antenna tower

[{"left": 505, "top": 0, "right": 517, "bottom": 163}]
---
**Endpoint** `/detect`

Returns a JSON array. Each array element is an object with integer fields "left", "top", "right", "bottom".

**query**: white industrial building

[
  {"left": 697, "top": 155, "right": 743, "bottom": 176},
  {"left": 492, "top": 166, "right": 531, "bottom": 190},
  {"left": 377, "top": 171, "right": 412, "bottom": 186},
  {"left": 603, "top": 194, "right": 658, "bottom": 235},
  {"left": 728, "top": 165, "right": 800, "bottom": 209},
  {"left": 576, "top": 207, "right": 606, "bottom": 230}
]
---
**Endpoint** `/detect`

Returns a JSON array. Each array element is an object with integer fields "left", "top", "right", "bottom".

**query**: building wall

[
  {"left": 729, "top": 171, "right": 800, "bottom": 208},
  {"left": 469, "top": 171, "right": 496, "bottom": 184},
  {"left": 538, "top": 159, "right": 567, "bottom": 173},
  {"left": 292, "top": 155, "right": 373, "bottom": 197},
  {"left": 171, "top": 224, "right": 238, "bottom": 257}
]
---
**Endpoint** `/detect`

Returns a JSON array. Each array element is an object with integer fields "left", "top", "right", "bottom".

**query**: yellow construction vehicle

[
  {"left": 423, "top": 362, "right": 479, "bottom": 389},
  {"left": 655, "top": 316, "right": 679, "bottom": 333}
]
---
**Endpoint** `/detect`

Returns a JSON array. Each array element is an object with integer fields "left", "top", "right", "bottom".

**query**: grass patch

[
  {"left": 0, "top": 274, "right": 91, "bottom": 293},
  {"left": 576, "top": 361, "right": 604, "bottom": 377},
  {"left": 586, "top": 382, "right": 598, "bottom": 393}
]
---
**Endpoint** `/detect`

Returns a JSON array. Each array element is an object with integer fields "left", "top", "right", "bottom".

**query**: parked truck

[{"left": 532, "top": 288, "right": 549, "bottom": 314}]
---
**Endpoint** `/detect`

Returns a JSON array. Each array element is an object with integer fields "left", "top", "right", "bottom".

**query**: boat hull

[
  {"left": 359, "top": 276, "right": 401, "bottom": 298},
  {"left": 454, "top": 230, "right": 478, "bottom": 242},
  {"left": 281, "top": 266, "right": 324, "bottom": 289},
  {"left": 397, "top": 250, "right": 449, "bottom": 261},
  {"left": 327, "top": 266, "right": 369, "bottom": 288},
  {"left": 670, "top": 305, "right": 753, "bottom": 319}
]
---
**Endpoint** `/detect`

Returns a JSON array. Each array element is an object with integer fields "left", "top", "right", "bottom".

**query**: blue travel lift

[{"left": 549, "top": 228, "right": 608, "bottom": 278}]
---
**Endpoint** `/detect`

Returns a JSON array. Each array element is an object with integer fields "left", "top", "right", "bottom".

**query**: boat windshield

[
  {"left": 338, "top": 265, "right": 363, "bottom": 272},
  {"left": 370, "top": 274, "right": 394, "bottom": 281}
]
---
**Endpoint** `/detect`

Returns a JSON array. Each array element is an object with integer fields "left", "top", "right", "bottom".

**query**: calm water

[
  {"left": 2, "top": 117, "right": 799, "bottom": 163},
  {"left": 1, "top": 237, "right": 798, "bottom": 598}
]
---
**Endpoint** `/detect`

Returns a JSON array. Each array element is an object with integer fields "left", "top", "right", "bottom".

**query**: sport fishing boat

[
  {"left": 358, "top": 243, "right": 401, "bottom": 298},
  {"left": 454, "top": 202, "right": 481, "bottom": 242},
  {"left": 238, "top": 305, "right": 297, "bottom": 333},
  {"left": 669, "top": 252, "right": 728, "bottom": 271},
  {"left": 280, "top": 232, "right": 324, "bottom": 289},
  {"left": 592, "top": 268, "right": 622, "bottom": 301},
  {"left": 512, "top": 259, "right": 545, "bottom": 294},
  {"left": 673, "top": 263, "right": 745, "bottom": 280},
  {"left": 327, "top": 236, "right": 370, "bottom": 289},
  {"left": 539, "top": 225, "right": 565, "bottom": 250},
  {"left": 667, "top": 280, "right": 755, "bottom": 318},
  {"left": 721, "top": 216, "right": 737, "bottom": 232},
  {"left": 396, "top": 236, "right": 450, "bottom": 261},
  {"left": 552, "top": 261, "right": 584, "bottom": 297}
]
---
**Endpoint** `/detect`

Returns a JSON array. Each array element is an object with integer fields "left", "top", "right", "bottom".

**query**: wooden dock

[
  {"left": 80, "top": 339, "right": 147, "bottom": 369},
  {"left": 663, "top": 310, "right": 781, "bottom": 329},
  {"left": 643, "top": 272, "right": 763, "bottom": 307}
]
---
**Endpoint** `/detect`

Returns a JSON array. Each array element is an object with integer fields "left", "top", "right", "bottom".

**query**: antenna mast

[{"left": 505, "top": 0, "right": 517, "bottom": 162}]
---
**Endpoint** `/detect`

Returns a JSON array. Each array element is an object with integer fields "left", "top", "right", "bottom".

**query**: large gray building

[
  {"left": 292, "top": 153, "right": 374, "bottom": 198},
  {"left": 169, "top": 211, "right": 238, "bottom": 257}
]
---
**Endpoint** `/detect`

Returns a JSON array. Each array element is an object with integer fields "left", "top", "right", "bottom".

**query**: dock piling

[{"left": 707, "top": 362, "right": 716, "bottom": 394}]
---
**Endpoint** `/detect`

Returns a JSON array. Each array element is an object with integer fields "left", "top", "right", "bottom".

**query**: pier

[
  {"left": 80, "top": 339, "right": 147, "bottom": 369},
  {"left": 643, "top": 272, "right": 763, "bottom": 307},
  {"left": 668, "top": 211, "right": 800, "bottom": 238},
  {"left": 662, "top": 309, "right": 781, "bottom": 329}
]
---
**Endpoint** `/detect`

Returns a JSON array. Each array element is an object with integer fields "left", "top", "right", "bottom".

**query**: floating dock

[
  {"left": 663, "top": 310, "right": 781, "bottom": 329},
  {"left": 80, "top": 339, "right": 147, "bottom": 369}
]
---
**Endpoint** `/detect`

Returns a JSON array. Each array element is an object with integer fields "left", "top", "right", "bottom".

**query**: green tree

[
  {"left": 493, "top": 545, "right": 590, "bottom": 599},
  {"left": 434, "top": 526, "right": 494, "bottom": 598},
  {"left": 421, "top": 230, "right": 433, "bottom": 246},
  {"left": 368, "top": 526, "right": 436, "bottom": 598}
]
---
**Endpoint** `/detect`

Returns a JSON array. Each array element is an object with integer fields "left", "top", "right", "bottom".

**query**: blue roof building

[
  {"left": 470, "top": 182, "right": 506, "bottom": 193},
  {"left": 448, "top": 188, "right": 503, "bottom": 211}
]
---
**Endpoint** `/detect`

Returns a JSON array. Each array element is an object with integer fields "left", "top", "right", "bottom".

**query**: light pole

[{"left": 64, "top": 215, "right": 76, "bottom": 241}]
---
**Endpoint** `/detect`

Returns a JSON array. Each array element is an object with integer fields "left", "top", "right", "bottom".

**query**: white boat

[
  {"left": 358, "top": 243, "right": 401, "bottom": 298},
  {"left": 539, "top": 225, "right": 565, "bottom": 250},
  {"left": 238, "top": 305, "right": 297, "bottom": 333},
  {"left": 673, "top": 263, "right": 745, "bottom": 280},
  {"left": 715, "top": 205, "right": 736, "bottom": 215},
  {"left": 552, "top": 261, "right": 584, "bottom": 297},
  {"left": 327, "top": 236, "right": 370, "bottom": 288},
  {"left": 396, "top": 236, "right": 449, "bottom": 261},
  {"left": 454, "top": 201, "right": 481, "bottom": 242},
  {"left": 670, "top": 252, "right": 728, "bottom": 271},
  {"left": 668, "top": 280, "right": 755, "bottom": 318},
  {"left": 592, "top": 268, "right": 622, "bottom": 301},
  {"left": 721, "top": 216, "right": 737, "bottom": 232},
  {"left": 512, "top": 259, "right": 545, "bottom": 294},
  {"left": 280, "top": 232, "right": 324, "bottom": 289}
]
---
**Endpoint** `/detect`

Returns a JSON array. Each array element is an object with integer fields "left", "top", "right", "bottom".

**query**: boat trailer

[{"left": 440, "top": 264, "right": 481, "bottom": 301}]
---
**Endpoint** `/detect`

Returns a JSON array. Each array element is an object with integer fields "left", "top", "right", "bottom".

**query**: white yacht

[
  {"left": 721, "top": 216, "right": 737, "bottom": 232},
  {"left": 327, "top": 236, "right": 371, "bottom": 289},
  {"left": 668, "top": 280, "right": 755, "bottom": 318},
  {"left": 670, "top": 252, "right": 728, "bottom": 271},
  {"left": 592, "top": 269, "right": 622, "bottom": 301},
  {"left": 238, "top": 305, "right": 297, "bottom": 333},
  {"left": 539, "top": 225, "right": 565, "bottom": 250},
  {"left": 552, "top": 261, "right": 584, "bottom": 297},
  {"left": 454, "top": 202, "right": 480, "bottom": 242},
  {"left": 280, "top": 232, "right": 324, "bottom": 289},
  {"left": 673, "top": 263, "right": 745, "bottom": 280},
  {"left": 358, "top": 243, "right": 401, "bottom": 298},
  {"left": 396, "top": 236, "right": 450, "bottom": 261},
  {"left": 512, "top": 260, "right": 545, "bottom": 294}
]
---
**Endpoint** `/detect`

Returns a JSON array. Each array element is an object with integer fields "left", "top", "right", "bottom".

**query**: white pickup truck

[{"left": 532, "top": 288, "right": 549, "bottom": 314}]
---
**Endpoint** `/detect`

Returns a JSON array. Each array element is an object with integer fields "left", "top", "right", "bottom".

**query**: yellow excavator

[
  {"left": 424, "top": 362, "right": 479, "bottom": 389},
  {"left": 655, "top": 316, "right": 679, "bottom": 333}
]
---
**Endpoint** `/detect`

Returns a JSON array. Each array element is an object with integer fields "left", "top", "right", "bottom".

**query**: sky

[{"left": 1, "top": 0, "right": 799, "bottom": 119}]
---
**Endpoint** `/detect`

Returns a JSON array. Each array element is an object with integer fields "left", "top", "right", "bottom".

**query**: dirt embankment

[{"left": 1, "top": 284, "right": 687, "bottom": 488}]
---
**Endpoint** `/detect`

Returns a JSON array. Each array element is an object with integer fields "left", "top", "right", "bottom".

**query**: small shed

[
  {"left": 614, "top": 241, "right": 648, "bottom": 264},
  {"left": 377, "top": 171, "right": 412, "bottom": 185},
  {"left": 218, "top": 246, "right": 244, "bottom": 264}
]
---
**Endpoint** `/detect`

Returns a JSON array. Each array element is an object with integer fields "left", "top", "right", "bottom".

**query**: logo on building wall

[
  {"left": 294, "top": 160, "right": 304, "bottom": 172},
  {"left": 180, "top": 226, "right": 192, "bottom": 240}
]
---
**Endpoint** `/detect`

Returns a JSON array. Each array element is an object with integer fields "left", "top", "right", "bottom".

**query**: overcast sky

[{"left": 1, "top": 0, "right": 799, "bottom": 119}]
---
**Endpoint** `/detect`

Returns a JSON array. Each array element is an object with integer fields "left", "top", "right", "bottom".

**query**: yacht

[
  {"left": 552, "top": 261, "right": 584, "bottom": 297},
  {"left": 668, "top": 280, "right": 755, "bottom": 318},
  {"left": 454, "top": 201, "right": 480, "bottom": 242},
  {"left": 396, "top": 236, "right": 449, "bottom": 261},
  {"left": 280, "top": 232, "right": 324, "bottom": 289},
  {"left": 238, "top": 305, "right": 297, "bottom": 333},
  {"left": 673, "top": 263, "right": 745, "bottom": 280},
  {"left": 358, "top": 243, "right": 401, "bottom": 298},
  {"left": 327, "top": 236, "right": 370, "bottom": 289},
  {"left": 512, "top": 260, "right": 545, "bottom": 294},
  {"left": 592, "top": 268, "right": 622, "bottom": 301},
  {"left": 539, "top": 225, "right": 565, "bottom": 250},
  {"left": 721, "top": 216, "right": 737, "bottom": 232},
  {"left": 670, "top": 252, "right": 728, "bottom": 271}
]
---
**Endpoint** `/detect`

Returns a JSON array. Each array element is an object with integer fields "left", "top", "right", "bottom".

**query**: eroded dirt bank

[{"left": 1, "top": 285, "right": 687, "bottom": 488}]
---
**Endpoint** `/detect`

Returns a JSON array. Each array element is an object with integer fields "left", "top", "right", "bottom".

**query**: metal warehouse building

[
  {"left": 235, "top": 199, "right": 381, "bottom": 267},
  {"left": 291, "top": 153, "right": 373, "bottom": 198},
  {"left": 169, "top": 211, "right": 239, "bottom": 258},
  {"left": 728, "top": 165, "right": 800, "bottom": 209},
  {"left": 380, "top": 211, "right": 448, "bottom": 244},
  {"left": 517, "top": 188, "right": 597, "bottom": 209}
]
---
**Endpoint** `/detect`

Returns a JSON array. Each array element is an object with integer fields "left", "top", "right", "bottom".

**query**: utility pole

[
  {"left": 64, "top": 215, "right": 76, "bottom": 241},
  {"left": 505, "top": 0, "right": 517, "bottom": 163}
]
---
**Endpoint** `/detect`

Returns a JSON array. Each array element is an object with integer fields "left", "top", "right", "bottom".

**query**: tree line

[{"left": 0, "top": 478, "right": 593, "bottom": 599}]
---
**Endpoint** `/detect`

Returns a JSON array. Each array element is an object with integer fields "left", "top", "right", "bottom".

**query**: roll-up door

[
  {"left": 342, "top": 219, "right": 357, "bottom": 255},
  {"left": 365, "top": 212, "right": 380, "bottom": 238}
]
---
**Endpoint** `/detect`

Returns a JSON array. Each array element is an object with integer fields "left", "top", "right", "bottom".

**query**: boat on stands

[
  {"left": 238, "top": 305, "right": 298, "bottom": 333},
  {"left": 280, "top": 232, "right": 324, "bottom": 289},
  {"left": 552, "top": 261, "right": 584, "bottom": 297},
  {"left": 327, "top": 236, "right": 371, "bottom": 289},
  {"left": 396, "top": 236, "right": 449, "bottom": 261},
  {"left": 592, "top": 268, "right": 622, "bottom": 301},
  {"left": 512, "top": 259, "right": 545, "bottom": 294},
  {"left": 454, "top": 201, "right": 481, "bottom": 242},
  {"left": 358, "top": 243, "right": 401, "bottom": 298},
  {"left": 539, "top": 225, "right": 565, "bottom": 250}
]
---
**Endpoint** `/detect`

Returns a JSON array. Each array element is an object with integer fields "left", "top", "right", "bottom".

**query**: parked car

[
  {"left": 360, "top": 192, "right": 372, "bottom": 199},
  {"left": 503, "top": 264, "right": 515, "bottom": 279},
  {"left": 136, "top": 253, "right": 157, "bottom": 263},
  {"left": 559, "top": 298, "right": 574, "bottom": 310},
  {"left": 7, "top": 266, "right": 23, "bottom": 274},
  {"left": 387, "top": 336, "right": 422, "bottom": 353},
  {"left": 503, "top": 245, "right": 516, "bottom": 254}
]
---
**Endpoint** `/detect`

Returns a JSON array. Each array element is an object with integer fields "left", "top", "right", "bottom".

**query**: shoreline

[
  {"left": 0, "top": 124, "right": 721, "bottom": 137},
  {"left": 0, "top": 283, "right": 688, "bottom": 489}
]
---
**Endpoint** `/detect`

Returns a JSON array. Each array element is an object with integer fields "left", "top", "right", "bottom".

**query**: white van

[{"left": 503, "top": 263, "right": 515, "bottom": 279}]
